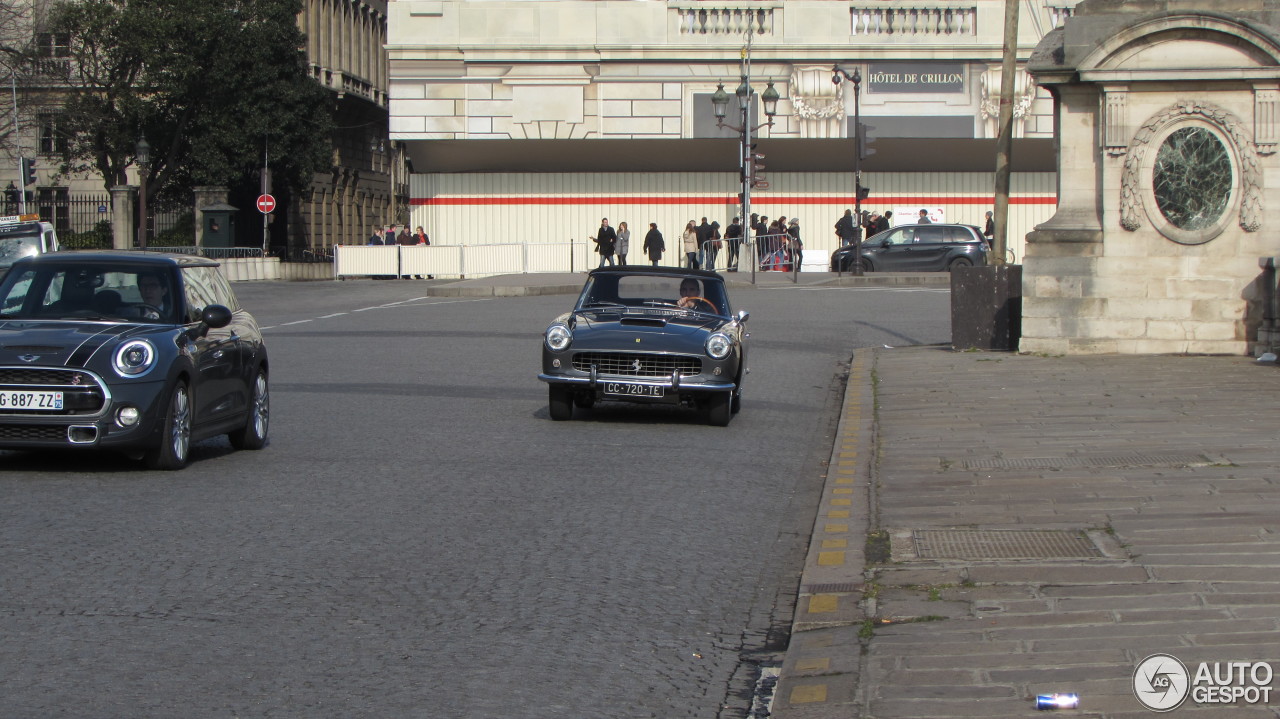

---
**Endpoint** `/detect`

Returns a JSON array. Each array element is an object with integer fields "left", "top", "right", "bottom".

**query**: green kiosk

[{"left": 201, "top": 203, "right": 238, "bottom": 249}]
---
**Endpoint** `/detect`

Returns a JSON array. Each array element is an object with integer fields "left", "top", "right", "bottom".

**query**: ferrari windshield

[
  {"left": 0, "top": 262, "right": 179, "bottom": 323},
  {"left": 577, "top": 273, "right": 731, "bottom": 317}
]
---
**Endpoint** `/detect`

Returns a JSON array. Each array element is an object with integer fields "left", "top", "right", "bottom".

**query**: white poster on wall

[{"left": 893, "top": 206, "right": 946, "bottom": 226}]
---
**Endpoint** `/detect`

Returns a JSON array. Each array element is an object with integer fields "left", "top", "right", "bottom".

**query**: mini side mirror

[{"left": 201, "top": 304, "right": 232, "bottom": 329}]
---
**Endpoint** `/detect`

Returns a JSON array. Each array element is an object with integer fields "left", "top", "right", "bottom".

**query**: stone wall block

[
  {"left": 1103, "top": 298, "right": 1192, "bottom": 321},
  {"left": 1023, "top": 297, "right": 1107, "bottom": 319}
]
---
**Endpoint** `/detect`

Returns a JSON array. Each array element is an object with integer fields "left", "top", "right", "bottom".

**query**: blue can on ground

[{"left": 1036, "top": 693, "right": 1080, "bottom": 710}]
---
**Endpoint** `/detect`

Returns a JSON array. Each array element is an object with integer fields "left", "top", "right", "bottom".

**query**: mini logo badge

[
  {"left": 1134, "top": 653, "right": 1190, "bottom": 712},
  {"left": 17, "top": 354, "right": 38, "bottom": 363}
]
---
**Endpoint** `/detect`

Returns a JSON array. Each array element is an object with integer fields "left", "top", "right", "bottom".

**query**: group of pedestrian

[
  {"left": 751, "top": 214, "right": 802, "bottom": 271},
  {"left": 593, "top": 216, "right": 743, "bottom": 271},
  {"left": 367, "top": 224, "right": 431, "bottom": 247},
  {"left": 592, "top": 213, "right": 808, "bottom": 272},
  {"left": 367, "top": 223, "right": 433, "bottom": 279}
]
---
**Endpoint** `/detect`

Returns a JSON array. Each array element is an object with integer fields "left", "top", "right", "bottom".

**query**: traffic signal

[
  {"left": 20, "top": 157, "right": 36, "bottom": 187},
  {"left": 746, "top": 144, "right": 768, "bottom": 190},
  {"left": 856, "top": 123, "right": 876, "bottom": 161},
  {"left": 857, "top": 183, "right": 871, "bottom": 201}
]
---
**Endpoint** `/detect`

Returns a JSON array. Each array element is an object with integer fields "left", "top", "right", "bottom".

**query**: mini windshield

[
  {"left": 0, "top": 263, "right": 179, "bottom": 323},
  {"left": 577, "top": 273, "right": 731, "bottom": 317}
]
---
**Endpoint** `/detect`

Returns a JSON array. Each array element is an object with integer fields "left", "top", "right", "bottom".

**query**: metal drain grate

[
  {"left": 963, "top": 453, "right": 1210, "bottom": 471},
  {"left": 911, "top": 529, "right": 1101, "bottom": 559}
]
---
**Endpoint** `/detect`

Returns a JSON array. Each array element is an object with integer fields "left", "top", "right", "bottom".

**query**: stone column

[
  {"left": 110, "top": 185, "right": 136, "bottom": 250},
  {"left": 192, "top": 186, "right": 229, "bottom": 249}
]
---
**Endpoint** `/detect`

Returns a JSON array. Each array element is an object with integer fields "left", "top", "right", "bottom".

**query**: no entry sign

[{"left": 256, "top": 194, "right": 276, "bottom": 214}]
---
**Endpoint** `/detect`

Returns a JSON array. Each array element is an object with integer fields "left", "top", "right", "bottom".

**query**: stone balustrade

[
  {"left": 850, "top": 6, "right": 978, "bottom": 37},
  {"left": 672, "top": 3, "right": 777, "bottom": 36}
]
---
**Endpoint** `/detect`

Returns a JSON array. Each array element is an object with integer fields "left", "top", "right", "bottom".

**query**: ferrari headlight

[
  {"left": 706, "top": 333, "right": 732, "bottom": 360},
  {"left": 113, "top": 339, "right": 157, "bottom": 378},
  {"left": 545, "top": 324, "right": 572, "bottom": 352}
]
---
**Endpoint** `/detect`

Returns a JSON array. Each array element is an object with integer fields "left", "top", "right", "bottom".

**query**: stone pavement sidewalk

[{"left": 774, "top": 347, "right": 1280, "bottom": 718}]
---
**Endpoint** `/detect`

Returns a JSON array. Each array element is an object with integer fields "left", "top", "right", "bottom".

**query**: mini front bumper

[{"left": 0, "top": 379, "right": 168, "bottom": 449}]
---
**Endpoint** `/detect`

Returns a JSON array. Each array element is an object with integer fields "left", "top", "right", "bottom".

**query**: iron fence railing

[{"left": 0, "top": 194, "right": 189, "bottom": 250}]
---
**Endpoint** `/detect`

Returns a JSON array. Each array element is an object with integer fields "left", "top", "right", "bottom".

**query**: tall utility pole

[
  {"left": 711, "top": 32, "right": 778, "bottom": 286},
  {"left": 992, "top": 0, "right": 1020, "bottom": 266},
  {"left": 11, "top": 73, "right": 26, "bottom": 215},
  {"left": 833, "top": 64, "right": 865, "bottom": 275}
]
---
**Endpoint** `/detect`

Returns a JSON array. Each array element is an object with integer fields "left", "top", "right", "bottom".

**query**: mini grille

[
  {"left": 573, "top": 352, "right": 702, "bottom": 378},
  {"left": 0, "top": 368, "right": 93, "bottom": 386},
  {"left": 0, "top": 367, "right": 105, "bottom": 415},
  {"left": 0, "top": 424, "right": 70, "bottom": 441}
]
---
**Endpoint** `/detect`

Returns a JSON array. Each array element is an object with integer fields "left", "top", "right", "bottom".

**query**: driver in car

[
  {"left": 137, "top": 272, "right": 172, "bottom": 319},
  {"left": 676, "top": 278, "right": 715, "bottom": 313}
]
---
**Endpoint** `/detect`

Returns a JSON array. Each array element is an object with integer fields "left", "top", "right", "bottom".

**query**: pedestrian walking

[
  {"left": 682, "top": 220, "right": 699, "bottom": 269},
  {"left": 367, "top": 227, "right": 384, "bottom": 245},
  {"left": 594, "top": 217, "right": 617, "bottom": 267},
  {"left": 917, "top": 209, "right": 931, "bottom": 224},
  {"left": 616, "top": 221, "right": 630, "bottom": 266},
  {"left": 705, "top": 221, "right": 721, "bottom": 272},
  {"left": 643, "top": 223, "right": 665, "bottom": 266},
  {"left": 835, "top": 209, "right": 857, "bottom": 246},
  {"left": 413, "top": 225, "right": 433, "bottom": 279},
  {"left": 787, "top": 218, "right": 802, "bottom": 272},
  {"left": 695, "top": 217, "right": 713, "bottom": 270},
  {"left": 983, "top": 210, "right": 995, "bottom": 240},
  {"left": 725, "top": 217, "right": 742, "bottom": 272}
]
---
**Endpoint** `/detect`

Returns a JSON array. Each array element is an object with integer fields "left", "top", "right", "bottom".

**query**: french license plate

[
  {"left": 0, "top": 390, "right": 63, "bottom": 410},
  {"left": 603, "top": 382, "right": 663, "bottom": 398}
]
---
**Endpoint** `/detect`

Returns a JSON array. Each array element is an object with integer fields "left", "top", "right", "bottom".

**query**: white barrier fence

[
  {"left": 335, "top": 242, "right": 607, "bottom": 279},
  {"left": 331, "top": 241, "right": 822, "bottom": 279}
]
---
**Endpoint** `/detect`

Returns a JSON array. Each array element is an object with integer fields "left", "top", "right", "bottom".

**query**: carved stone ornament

[
  {"left": 789, "top": 66, "right": 844, "bottom": 120},
  {"left": 1120, "top": 100, "right": 1262, "bottom": 236}
]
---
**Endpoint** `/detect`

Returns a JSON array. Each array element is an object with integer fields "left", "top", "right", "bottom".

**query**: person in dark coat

[
  {"left": 724, "top": 217, "right": 743, "bottom": 271},
  {"left": 643, "top": 223, "right": 665, "bottom": 266},
  {"left": 835, "top": 209, "right": 857, "bottom": 246},
  {"left": 594, "top": 217, "right": 617, "bottom": 267}
]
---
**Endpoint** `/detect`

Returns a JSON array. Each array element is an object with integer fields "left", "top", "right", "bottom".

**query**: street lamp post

[
  {"left": 135, "top": 135, "right": 151, "bottom": 250},
  {"left": 711, "top": 64, "right": 778, "bottom": 285},
  {"left": 832, "top": 64, "right": 864, "bottom": 275}
]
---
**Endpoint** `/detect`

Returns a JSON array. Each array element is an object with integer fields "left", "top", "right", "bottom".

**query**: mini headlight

[
  {"left": 545, "top": 324, "right": 572, "bottom": 352},
  {"left": 706, "top": 333, "right": 732, "bottom": 360},
  {"left": 113, "top": 339, "right": 157, "bottom": 378}
]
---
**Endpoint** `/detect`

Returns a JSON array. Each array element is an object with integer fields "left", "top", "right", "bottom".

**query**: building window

[
  {"left": 1153, "top": 126, "right": 1231, "bottom": 232},
  {"left": 34, "top": 33, "right": 71, "bottom": 58},
  {"left": 38, "top": 115, "right": 68, "bottom": 155},
  {"left": 36, "top": 187, "right": 70, "bottom": 234}
]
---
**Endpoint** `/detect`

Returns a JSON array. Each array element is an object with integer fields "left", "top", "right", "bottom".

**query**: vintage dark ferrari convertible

[
  {"left": 0, "top": 251, "right": 269, "bottom": 469},
  {"left": 538, "top": 266, "right": 748, "bottom": 425}
]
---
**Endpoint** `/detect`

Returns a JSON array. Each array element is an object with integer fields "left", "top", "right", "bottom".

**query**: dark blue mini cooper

[
  {"left": 539, "top": 266, "right": 748, "bottom": 426},
  {"left": 0, "top": 252, "right": 269, "bottom": 469}
]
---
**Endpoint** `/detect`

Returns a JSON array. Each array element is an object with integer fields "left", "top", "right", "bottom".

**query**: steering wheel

[
  {"left": 131, "top": 303, "right": 163, "bottom": 321},
  {"left": 678, "top": 296, "right": 714, "bottom": 312}
]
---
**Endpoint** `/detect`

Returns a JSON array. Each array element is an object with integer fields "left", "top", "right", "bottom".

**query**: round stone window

[{"left": 1152, "top": 126, "right": 1233, "bottom": 237}]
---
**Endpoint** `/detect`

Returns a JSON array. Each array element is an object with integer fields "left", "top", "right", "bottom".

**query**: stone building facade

[
  {"left": 386, "top": 0, "right": 1077, "bottom": 262},
  {"left": 5, "top": 0, "right": 402, "bottom": 252},
  {"left": 1023, "top": 0, "right": 1280, "bottom": 355}
]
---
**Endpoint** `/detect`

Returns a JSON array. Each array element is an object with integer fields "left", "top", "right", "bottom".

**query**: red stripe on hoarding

[{"left": 411, "top": 195, "right": 1057, "bottom": 206}]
